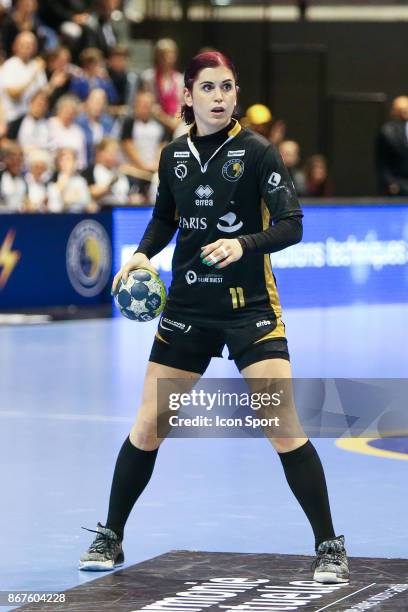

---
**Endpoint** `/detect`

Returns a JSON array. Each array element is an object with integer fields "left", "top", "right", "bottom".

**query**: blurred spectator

[
  {"left": 107, "top": 45, "right": 138, "bottom": 109},
  {"left": 37, "top": 0, "right": 93, "bottom": 62},
  {"left": 243, "top": 104, "right": 272, "bottom": 138},
  {"left": 141, "top": 38, "right": 183, "bottom": 133},
  {"left": 45, "top": 46, "right": 81, "bottom": 111},
  {"left": 87, "top": 0, "right": 120, "bottom": 57},
  {"left": 304, "top": 154, "right": 333, "bottom": 197},
  {"left": 269, "top": 119, "right": 287, "bottom": 148},
  {"left": 5, "top": 0, "right": 58, "bottom": 56},
  {"left": 25, "top": 148, "right": 52, "bottom": 212},
  {"left": 48, "top": 95, "right": 87, "bottom": 170},
  {"left": 0, "top": 142, "right": 27, "bottom": 212},
  {"left": 0, "top": 31, "right": 47, "bottom": 123},
  {"left": 121, "top": 91, "right": 167, "bottom": 174},
  {"left": 76, "top": 88, "right": 116, "bottom": 165},
  {"left": 1, "top": 0, "right": 16, "bottom": 60},
  {"left": 69, "top": 47, "right": 118, "bottom": 104},
  {"left": 82, "top": 137, "right": 144, "bottom": 206},
  {"left": 48, "top": 147, "right": 92, "bottom": 212},
  {"left": 376, "top": 95, "right": 408, "bottom": 196},
  {"left": 279, "top": 140, "right": 308, "bottom": 197},
  {"left": 8, "top": 90, "right": 50, "bottom": 153}
]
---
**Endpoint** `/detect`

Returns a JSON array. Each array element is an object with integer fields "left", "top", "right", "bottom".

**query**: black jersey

[{"left": 137, "top": 120, "right": 302, "bottom": 326}]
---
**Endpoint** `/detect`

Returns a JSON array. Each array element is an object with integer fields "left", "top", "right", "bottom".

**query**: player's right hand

[{"left": 111, "top": 253, "right": 158, "bottom": 294}]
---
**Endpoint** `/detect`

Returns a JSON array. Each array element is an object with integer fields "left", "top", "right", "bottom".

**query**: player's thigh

[
  {"left": 130, "top": 360, "right": 200, "bottom": 448},
  {"left": 241, "top": 357, "right": 307, "bottom": 452}
]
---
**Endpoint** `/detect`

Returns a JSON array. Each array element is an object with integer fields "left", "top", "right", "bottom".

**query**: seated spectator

[
  {"left": 87, "top": 0, "right": 120, "bottom": 57},
  {"left": 376, "top": 95, "right": 408, "bottom": 196},
  {"left": 76, "top": 88, "right": 116, "bottom": 165},
  {"left": 8, "top": 91, "right": 50, "bottom": 154},
  {"left": 82, "top": 138, "right": 144, "bottom": 206},
  {"left": 1, "top": 0, "right": 17, "bottom": 59},
  {"left": 25, "top": 148, "right": 52, "bottom": 212},
  {"left": 0, "top": 142, "right": 27, "bottom": 212},
  {"left": 304, "top": 154, "right": 333, "bottom": 197},
  {"left": 0, "top": 31, "right": 47, "bottom": 124},
  {"left": 48, "top": 147, "right": 92, "bottom": 212},
  {"left": 107, "top": 45, "right": 139, "bottom": 110},
  {"left": 48, "top": 94, "right": 87, "bottom": 170},
  {"left": 69, "top": 47, "right": 118, "bottom": 104},
  {"left": 141, "top": 38, "right": 183, "bottom": 133},
  {"left": 121, "top": 91, "right": 167, "bottom": 174},
  {"left": 45, "top": 46, "right": 82, "bottom": 111},
  {"left": 37, "top": 0, "right": 94, "bottom": 63},
  {"left": 5, "top": 0, "right": 58, "bottom": 56},
  {"left": 279, "top": 140, "right": 308, "bottom": 197}
]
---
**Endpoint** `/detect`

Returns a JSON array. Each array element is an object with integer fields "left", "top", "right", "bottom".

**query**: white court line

[
  {"left": 315, "top": 583, "right": 377, "bottom": 611},
  {"left": 0, "top": 410, "right": 133, "bottom": 423}
]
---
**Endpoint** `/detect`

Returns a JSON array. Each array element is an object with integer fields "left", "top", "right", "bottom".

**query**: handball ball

[{"left": 114, "top": 269, "right": 166, "bottom": 322}]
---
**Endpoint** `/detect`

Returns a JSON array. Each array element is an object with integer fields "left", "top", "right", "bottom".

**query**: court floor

[{"left": 0, "top": 302, "right": 407, "bottom": 608}]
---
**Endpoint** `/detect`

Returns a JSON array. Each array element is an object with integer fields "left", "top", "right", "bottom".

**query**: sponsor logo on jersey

[
  {"left": 174, "top": 163, "right": 187, "bottom": 180},
  {"left": 222, "top": 158, "right": 245, "bottom": 182},
  {"left": 174, "top": 151, "right": 190, "bottom": 158},
  {"left": 195, "top": 185, "right": 214, "bottom": 206},
  {"left": 185, "top": 270, "right": 223, "bottom": 285},
  {"left": 216, "top": 212, "right": 243, "bottom": 234},
  {"left": 179, "top": 216, "right": 208, "bottom": 230},
  {"left": 256, "top": 319, "right": 272, "bottom": 328},
  {"left": 268, "top": 172, "right": 281, "bottom": 187},
  {"left": 227, "top": 150, "right": 245, "bottom": 157},
  {"left": 160, "top": 317, "right": 191, "bottom": 332}
]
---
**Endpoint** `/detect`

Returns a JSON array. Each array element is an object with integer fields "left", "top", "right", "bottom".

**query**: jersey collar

[{"left": 187, "top": 119, "right": 242, "bottom": 174}]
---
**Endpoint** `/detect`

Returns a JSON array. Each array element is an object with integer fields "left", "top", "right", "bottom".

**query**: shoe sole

[
  {"left": 313, "top": 571, "right": 349, "bottom": 584},
  {"left": 78, "top": 561, "right": 124, "bottom": 571}
]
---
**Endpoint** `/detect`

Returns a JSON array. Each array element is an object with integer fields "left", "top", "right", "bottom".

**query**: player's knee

[
  {"left": 129, "top": 423, "right": 163, "bottom": 451},
  {"left": 268, "top": 436, "right": 308, "bottom": 453}
]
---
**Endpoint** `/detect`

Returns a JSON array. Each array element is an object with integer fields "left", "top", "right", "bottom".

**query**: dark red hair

[{"left": 181, "top": 51, "right": 238, "bottom": 125}]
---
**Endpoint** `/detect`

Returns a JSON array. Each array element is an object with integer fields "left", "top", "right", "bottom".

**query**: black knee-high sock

[
  {"left": 278, "top": 440, "right": 335, "bottom": 549},
  {"left": 105, "top": 436, "right": 158, "bottom": 540}
]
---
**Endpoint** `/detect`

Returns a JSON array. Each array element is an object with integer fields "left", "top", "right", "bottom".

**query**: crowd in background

[{"left": 1, "top": 0, "right": 407, "bottom": 213}]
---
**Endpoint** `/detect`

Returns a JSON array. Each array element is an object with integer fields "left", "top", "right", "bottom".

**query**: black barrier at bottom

[{"left": 16, "top": 550, "right": 408, "bottom": 611}]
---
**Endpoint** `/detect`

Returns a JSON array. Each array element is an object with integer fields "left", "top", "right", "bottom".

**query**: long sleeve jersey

[{"left": 137, "top": 119, "right": 303, "bottom": 326}]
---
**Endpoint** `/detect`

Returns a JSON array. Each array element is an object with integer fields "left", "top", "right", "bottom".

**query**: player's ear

[{"left": 184, "top": 87, "right": 193, "bottom": 107}]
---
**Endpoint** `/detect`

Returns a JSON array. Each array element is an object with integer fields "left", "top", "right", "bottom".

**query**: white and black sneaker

[
  {"left": 312, "top": 535, "right": 350, "bottom": 583},
  {"left": 79, "top": 523, "right": 124, "bottom": 571}
]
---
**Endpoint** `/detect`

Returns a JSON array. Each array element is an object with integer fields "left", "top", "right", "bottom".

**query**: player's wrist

[{"left": 237, "top": 235, "right": 248, "bottom": 253}]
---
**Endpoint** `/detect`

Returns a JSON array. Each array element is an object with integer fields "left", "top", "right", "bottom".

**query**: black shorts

[{"left": 149, "top": 312, "right": 290, "bottom": 374}]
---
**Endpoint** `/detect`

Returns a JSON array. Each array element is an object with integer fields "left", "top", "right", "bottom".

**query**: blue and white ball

[{"left": 114, "top": 269, "right": 166, "bottom": 322}]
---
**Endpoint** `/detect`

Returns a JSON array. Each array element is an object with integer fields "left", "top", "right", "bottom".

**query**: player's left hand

[{"left": 200, "top": 238, "right": 243, "bottom": 269}]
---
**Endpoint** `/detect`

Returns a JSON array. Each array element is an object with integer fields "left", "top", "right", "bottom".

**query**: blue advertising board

[
  {"left": 0, "top": 213, "right": 112, "bottom": 308},
  {"left": 112, "top": 204, "right": 408, "bottom": 309}
]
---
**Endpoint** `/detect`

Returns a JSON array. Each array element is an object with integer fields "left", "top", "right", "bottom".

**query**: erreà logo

[{"left": 195, "top": 185, "right": 213, "bottom": 198}]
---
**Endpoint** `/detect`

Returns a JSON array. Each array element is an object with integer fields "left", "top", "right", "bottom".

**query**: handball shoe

[
  {"left": 79, "top": 523, "right": 124, "bottom": 571},
  {"left": 312, "top": 535, "right": 350, "bottom": 583}
]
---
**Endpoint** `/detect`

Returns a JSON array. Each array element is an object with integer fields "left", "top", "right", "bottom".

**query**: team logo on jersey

[
  {"left": 195, "top": 185, "right": 214, "bottom": 206},
  {"left": 185, "top": 270, "right": 223, "bottom": 285},
  {"left": 268, "top": 172, "right": 281, "bottom": 187},
  {"left": 216, "top": 212, "right": 243, "bottom": 234},
  {"left": 227, "top": 150, "right": 245, "bottom": 157},
  {"left": 222, "top": 159, "right": 245, "bottom": 182},
  {"left": 179, "top": 216, "right": 208, "bottom": 230},
  {"left": 174, "top": 163, "right": 187, "bottom": 180},
  {"left": 174, "top": 151, "right": 190, "bottom": 158}
]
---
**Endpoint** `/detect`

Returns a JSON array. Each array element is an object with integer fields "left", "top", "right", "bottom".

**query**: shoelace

[
  {"left": 311, "top": 549, "right": 345, "bottom": 570},
  {"left": 81, "top": 526, "right": 117, "bottom": 555}
]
